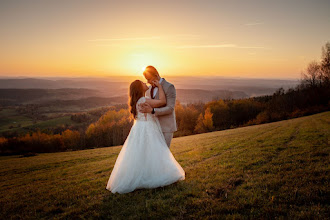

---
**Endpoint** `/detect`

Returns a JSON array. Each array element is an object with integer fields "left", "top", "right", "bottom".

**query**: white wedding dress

[{"left": 106, "top": 97, "right": 185, "bottom": 194}]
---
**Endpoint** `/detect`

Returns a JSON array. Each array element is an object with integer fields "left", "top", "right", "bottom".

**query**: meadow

[
  {"left": 0, "top": 106, "right": 96, "bottom": 135},
  {"left": 0, "top": 111, "right": 329, "bottom": 219}
]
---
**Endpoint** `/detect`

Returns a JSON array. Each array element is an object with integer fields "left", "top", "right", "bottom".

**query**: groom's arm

[{"left": 154, "top": 84, "right": 176, "bottom": 116}]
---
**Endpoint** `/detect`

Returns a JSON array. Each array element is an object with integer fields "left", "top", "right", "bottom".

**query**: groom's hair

[{"left": 143, "top": 66, "right": 159, "bottom": 78}]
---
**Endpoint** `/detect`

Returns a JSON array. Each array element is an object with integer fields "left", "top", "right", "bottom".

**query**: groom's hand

[{"left": 139, "top": 103, "right": 153, "bottom": 113}]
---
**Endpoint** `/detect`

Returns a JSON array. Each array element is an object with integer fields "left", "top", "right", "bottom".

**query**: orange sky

[{"left": 1, "top": 0, "right": 329, "bottom": 79}]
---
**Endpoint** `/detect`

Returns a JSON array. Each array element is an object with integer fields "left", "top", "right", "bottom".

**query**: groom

[{"left": 139, "top": 66, "right": 177, "bottom": 148}]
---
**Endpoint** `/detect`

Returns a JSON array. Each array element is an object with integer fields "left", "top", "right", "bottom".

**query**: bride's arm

[{"left": 145, "top": 80, "right": 166, "bottom": 108}]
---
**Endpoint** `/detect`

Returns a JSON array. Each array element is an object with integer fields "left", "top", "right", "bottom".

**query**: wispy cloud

[
  {"left": 177, "top": 44, "right": 237, "bottom": 49},
  {"left": 89, "top": 36, "right": 162, "bottom": 41},
  {"left": 88, "top": 34, "right": 200, "bottom": 42},
  {"left": 244, "top": 22, "right": 265, "bottom": 26},
  {"left": 177, "top": 44, "right": 269, "bottom": 49},
  {"left": 170, "top": 34, "right": 200, "bottom": 39},
  {"left": 95, "top": 44, "right": 122, "bottom": 47}
]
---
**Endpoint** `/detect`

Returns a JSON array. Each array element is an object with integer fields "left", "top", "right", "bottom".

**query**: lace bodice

[{"left": 136, "top": 97, "right": 154, "bottom": 121}]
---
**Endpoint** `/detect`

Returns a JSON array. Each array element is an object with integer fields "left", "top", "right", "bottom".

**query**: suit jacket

[{"left": 146, "top": 78, "right": 177, "bottom": 133}]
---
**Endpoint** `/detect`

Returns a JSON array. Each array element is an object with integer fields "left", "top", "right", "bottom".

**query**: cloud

[
  {"left": 177, "top": 44, "right": 269, "bottom": 49},
  {"left": 244, "top": 22, "right": 265, "bottom": 26},
  {"left": 88, "top": 34, "right": 200, "bottom": 42},
  {"left": 95, "top": 44, "right": 122, "bottom": 47},
  {"left": 177, "top": 44, "right": 237, "bottom": 48},
  {"left": 170, "top": 34, "right": 200, "bottom": 39},
  {"left": 89, "top": 36, "right": 162, "bottom": 41}
]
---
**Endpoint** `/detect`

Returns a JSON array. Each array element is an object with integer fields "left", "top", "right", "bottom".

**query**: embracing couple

[{"left": 106, "top": 66, "right": 185, "bottom": 194}]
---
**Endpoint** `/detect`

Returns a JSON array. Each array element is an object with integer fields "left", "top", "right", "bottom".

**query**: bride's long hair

[{"left": 129, "top": 80, "right": 144, "bottom": 119}]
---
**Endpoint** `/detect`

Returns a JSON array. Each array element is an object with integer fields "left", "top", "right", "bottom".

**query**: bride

[{"left": 106, "top": 79, "right": 185, "bottom": 194}]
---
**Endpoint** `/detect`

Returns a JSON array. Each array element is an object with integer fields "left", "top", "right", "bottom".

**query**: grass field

[
  {"left": 0, "top": 108, "right": 33, "bottom": 132},
  {"left": 0, "top": 111, "right": 329, "bottom": 219},
  {"left": 0, "top": 107, "right": 80, "bottom": 134}
]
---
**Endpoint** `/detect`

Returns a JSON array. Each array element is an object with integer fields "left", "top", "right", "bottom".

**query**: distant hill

[
  {"left": 0, "top": 88, "right": 248, "bottom": 107},
  {"left": 0, "top": 78, "right": 125, "bottom": 90},
  {"left": 0, "top": 78, "right": 59, "bottom": 89},
  {"left": 0, "top": 78, "right": 128, "bottom": 98},
  {"left": 177, "top": 89, "right": 248, "bottom": 104},
  {"left": 0, "top": 88, "right": 102, "bottom": 105},
  {"left": 0, "top": 77, "right": 299, "bottom": 98}
]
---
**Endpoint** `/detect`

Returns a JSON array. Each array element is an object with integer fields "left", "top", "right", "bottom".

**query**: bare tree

[
  {"left": 320, "top": 42, "right": 330, "bottom": 84},
  {"left": 302, "top": 60, "right": 321, "bottom": 87}
]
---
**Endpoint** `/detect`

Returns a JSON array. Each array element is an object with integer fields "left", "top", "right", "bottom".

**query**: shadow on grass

[{"left": 99, "top": 181, "right": 195, "bottom": 219}]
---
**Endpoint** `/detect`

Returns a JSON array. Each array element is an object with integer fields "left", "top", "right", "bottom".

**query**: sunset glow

[
  {"left": 124, "top": 52, "right": 170, "bottom": 76},
  {"left": 0, "top": 0, "right": 329, "bottom": 79}
]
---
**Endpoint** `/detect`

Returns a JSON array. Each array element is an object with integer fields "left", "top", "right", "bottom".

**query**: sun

[
  {"left": 124, "top": 52, "right": 168, "bottom": 76},
  {"left": 141, "top": 65, "right": 148, "bottom": 72}
]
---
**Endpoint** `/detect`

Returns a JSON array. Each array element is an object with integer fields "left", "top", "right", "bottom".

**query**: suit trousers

[{"left": 163, "top": 132, "right": 173, "bottom": 148}]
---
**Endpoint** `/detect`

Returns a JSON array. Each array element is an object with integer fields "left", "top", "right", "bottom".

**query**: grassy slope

[{"left": 0, "top": 112, "right": 329, "bottom": 219}]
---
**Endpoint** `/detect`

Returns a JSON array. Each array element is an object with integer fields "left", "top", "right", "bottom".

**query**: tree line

[{"left": 0, "top": 42, "right": 329, "bottom": 155}]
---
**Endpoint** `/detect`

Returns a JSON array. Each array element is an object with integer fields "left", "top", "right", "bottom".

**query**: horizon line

[{"left": 0, "top": 75, "right": 301, "bottom": 81}]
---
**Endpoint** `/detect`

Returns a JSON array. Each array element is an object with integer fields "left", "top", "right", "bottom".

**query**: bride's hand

[{"left": 139, "top": 103, "right": 152, "bottom": 113}]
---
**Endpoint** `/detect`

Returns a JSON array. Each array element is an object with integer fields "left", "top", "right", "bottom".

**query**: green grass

[
  {"left": 0, "top": 108, "right": 34, "bottom": 132},
  {"left": 0, "top": 111, "right": 329, "bottom": 219},
  {"left": 0, "top": 107, "right": 79, "bottom": 134},
  {"left": 26, "top": 115, "right": 77, "bottom": 129}
]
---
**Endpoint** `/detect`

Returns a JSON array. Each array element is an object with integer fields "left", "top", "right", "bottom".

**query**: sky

[{"left": 0, "top": 0, "right": 329, "bottom": 79}]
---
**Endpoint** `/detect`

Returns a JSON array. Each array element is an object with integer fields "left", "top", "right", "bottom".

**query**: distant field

[
  {"left": 0, "top": 111, "right": 329, "bottom": 219},
  {"left": 25, "top": 116, "right": 78, "bottom": 130},
  {"left": 0, "top": 107, "right": 79, "bottom": 134},
  {"left": 0, "top": 108, "right": 33, "bottom": 131}
]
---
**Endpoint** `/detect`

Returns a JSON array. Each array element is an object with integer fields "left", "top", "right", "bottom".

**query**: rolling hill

[
  {"left": 176, "top": 89, "right": 248, "bottom": 104},
  {"left": 0, "top": 76, "right": 299, "bottom": 98},
  {"left": 0, "top": 88, "right": 247, "bottom": 107},
  {"left": 0, "top": 88, "right": 102, "bottom": 105},
  {"left": 0, "top": 111, "right": 329, "bottom": 219}
]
